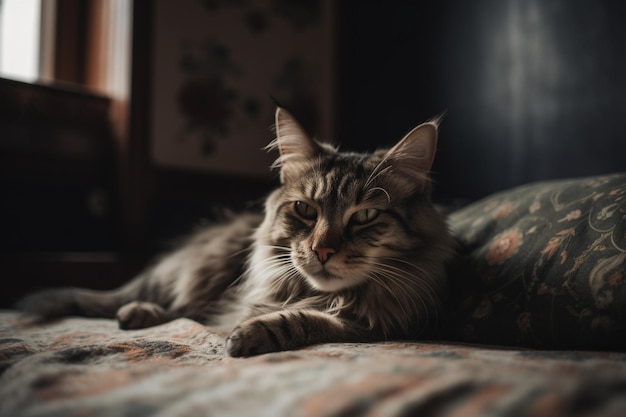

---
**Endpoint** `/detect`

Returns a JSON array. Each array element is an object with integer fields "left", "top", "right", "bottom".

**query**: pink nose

[{"left": 312, "top": 246, "right": 336, "bottom": 264}]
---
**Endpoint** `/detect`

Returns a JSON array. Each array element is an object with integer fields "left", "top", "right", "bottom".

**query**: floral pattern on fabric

[{"left": 444, "top": 173, "right": 626, "bottom": 350}]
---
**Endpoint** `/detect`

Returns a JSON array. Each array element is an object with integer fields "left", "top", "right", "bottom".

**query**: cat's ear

[
  {"left": 270, "top": 107, "right": 327, "bottom": 183},
  {"left": 383, "top": 117, "right": 441, "bottom": 193}
]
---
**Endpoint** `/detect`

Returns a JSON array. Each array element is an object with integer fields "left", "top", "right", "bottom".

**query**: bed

[{"left": 2, "top": 172, "right": 625, "bottom": 417}]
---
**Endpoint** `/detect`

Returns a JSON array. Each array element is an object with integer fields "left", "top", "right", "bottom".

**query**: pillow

[{"left": 442, "top": 173, "right": 626, "bottom": 350}]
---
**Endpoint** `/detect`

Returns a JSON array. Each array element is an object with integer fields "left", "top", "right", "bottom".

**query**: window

[
  {"left": 0, "top": 0, "right": 42, "bottom": 81},
  {"left": 0, "top": 0, "right": 131, "bottom": 99}
]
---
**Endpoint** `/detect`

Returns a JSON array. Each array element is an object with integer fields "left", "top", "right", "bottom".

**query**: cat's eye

[
  {"left": 351, "top": 208, "right": 379, "bottom": 225},
  {"left": 294, "top": 201, "right": 317, "bottom": 220}
]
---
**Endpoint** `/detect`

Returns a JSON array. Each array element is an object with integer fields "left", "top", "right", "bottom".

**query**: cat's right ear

[{"left": 269, "top": 107, "right": 323, "bottom": 183}]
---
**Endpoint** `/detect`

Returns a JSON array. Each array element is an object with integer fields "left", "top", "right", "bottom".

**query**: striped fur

[{"left": 17, "top": 107, "right": 456, "bottom": 357}]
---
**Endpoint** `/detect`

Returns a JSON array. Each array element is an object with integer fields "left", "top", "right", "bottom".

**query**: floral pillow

[{"left": 442, "top": 173, "right": 626, "bottom": 350}]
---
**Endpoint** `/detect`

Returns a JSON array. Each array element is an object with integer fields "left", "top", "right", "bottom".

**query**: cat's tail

[{"left": 15, "top": 277, "right": 145, "bottom": 320}]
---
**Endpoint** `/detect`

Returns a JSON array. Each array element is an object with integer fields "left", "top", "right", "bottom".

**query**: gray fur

[{"left": 17, "top": 107, "right": 456, "bottom": 357}]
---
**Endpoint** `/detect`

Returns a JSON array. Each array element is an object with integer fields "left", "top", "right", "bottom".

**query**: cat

[{"left": 17, "top": 106, "right": 456, "bottom": 357}]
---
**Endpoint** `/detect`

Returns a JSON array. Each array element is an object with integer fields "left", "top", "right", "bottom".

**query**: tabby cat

[{"left": 18, "top": 107, "right": 455, "bottom": 357}]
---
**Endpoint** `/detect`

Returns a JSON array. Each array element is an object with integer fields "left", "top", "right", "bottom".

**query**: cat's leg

[
  {"left": 116, "top": 301, "right": 168, "bottom": 330},
  {"left": 225, "top": 309, "right": 367, "bottom": 357},
  {"left": 17, "top": 287, "right": 120, "bottom": 319}
]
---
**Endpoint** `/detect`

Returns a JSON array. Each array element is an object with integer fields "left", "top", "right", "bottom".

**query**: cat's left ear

[{"left": 383, "top": 117, "right": 441, "bottom": 193}]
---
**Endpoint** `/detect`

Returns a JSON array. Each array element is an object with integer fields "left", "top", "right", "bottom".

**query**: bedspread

[{"left": 1, "top": 310, "right": 625, "bottom": 417}]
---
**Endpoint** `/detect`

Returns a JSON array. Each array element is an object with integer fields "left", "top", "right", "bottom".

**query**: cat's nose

[{"left": 312, "top": 246, "right": 336, "bottom": 264}]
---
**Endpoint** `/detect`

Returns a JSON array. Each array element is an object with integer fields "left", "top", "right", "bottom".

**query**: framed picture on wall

[{"left": 150, "top": 0, "right": 335, "bottom": 178}]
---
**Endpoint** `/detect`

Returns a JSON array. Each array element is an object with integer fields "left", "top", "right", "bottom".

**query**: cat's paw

[
  {"left": 116, "top": 301, "right": 166, "bottom": 330},
  {"left": 225, "top": 318, "right": 285, "bottom": 357}
]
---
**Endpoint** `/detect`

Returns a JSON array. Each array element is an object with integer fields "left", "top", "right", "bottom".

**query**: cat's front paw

[
  {"left": 116, "top": 301, "right": 166, "bottom": 330},
  {"left": 225, "top": 318, "right": 285, "bottom": 357}
]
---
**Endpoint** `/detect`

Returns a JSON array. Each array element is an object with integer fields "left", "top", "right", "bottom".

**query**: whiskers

[
  {"left": 364, "top": 160, "right": 392, "bottom": 190},
  {"left": 364, "top": 187, "right": 391, "bottom": 204},
  {"left": 254, "top": 245, "right": 297, "bottom": 280},
  {"left": 358, "top": 256, "right": 442, "bottom": 337},
  {"left": 241, "top": 243, "right": 443, "bottom": 339},
  {"left": 244, "top": 245, "right": 309, "bottom": 306}
]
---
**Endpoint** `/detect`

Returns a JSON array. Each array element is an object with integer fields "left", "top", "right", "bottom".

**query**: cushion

[{"left": 442, "top": 172, "right": 626, "bottom": 350}]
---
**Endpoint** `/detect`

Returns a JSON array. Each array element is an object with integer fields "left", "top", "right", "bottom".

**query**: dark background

[
  {"left": 1, "top": 0, "right": 625, "bottom": 306},
  {"left": 335, "top": 0, "right": 626, "bottom": 201}
]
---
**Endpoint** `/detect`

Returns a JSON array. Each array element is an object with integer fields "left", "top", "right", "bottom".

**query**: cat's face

[
  {"left": 264, "top": 107, "right": 441, "bottom": 293},
  {"left": 277, "top": 154, "right": 418, "bottom": 292}
]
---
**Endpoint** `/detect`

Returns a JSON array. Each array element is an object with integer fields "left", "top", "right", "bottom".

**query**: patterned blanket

[{"left": 1, "top": 310, "right": 625, "bottom": 417}]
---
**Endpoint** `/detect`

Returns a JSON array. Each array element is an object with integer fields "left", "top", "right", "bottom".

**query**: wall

[{"left": 336, "top": 0, "right": 626, "bottom": 201}]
